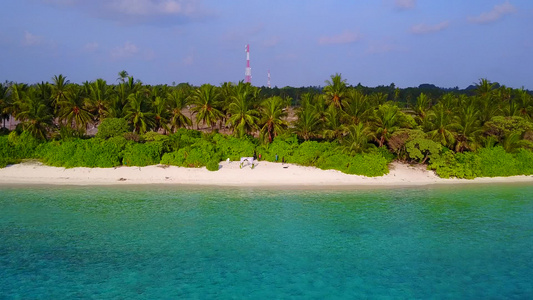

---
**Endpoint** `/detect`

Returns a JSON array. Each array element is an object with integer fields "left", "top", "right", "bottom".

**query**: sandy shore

[{"left": 1, "top": 160, "right": 532, "bottom": 187}]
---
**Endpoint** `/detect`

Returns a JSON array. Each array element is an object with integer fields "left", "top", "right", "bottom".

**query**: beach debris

[{"left": 118, "top": 178, "right": 127, "bottom": 181}]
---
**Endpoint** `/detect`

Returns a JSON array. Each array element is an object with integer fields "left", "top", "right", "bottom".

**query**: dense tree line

[{"left": 1, "top": 72, "right": 532, "bottom": 178}]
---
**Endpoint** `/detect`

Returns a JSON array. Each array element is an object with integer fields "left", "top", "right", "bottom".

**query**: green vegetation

[{"left": 0, "top": 73, "right": 532, "bottom": 178}]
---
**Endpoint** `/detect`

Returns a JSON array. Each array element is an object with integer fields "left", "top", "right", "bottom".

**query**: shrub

[
  {"left": 206, "top": 159, "right": 220, "bottom": 171},
  {"left": 160, "top": 150, "right": 186, "bottom": 166},
  {"left": 263, "top": 135, "right": 299, "bottom": 162},
  {"left": 316, "top": 153, "right": 349, "bottom": 173},
  {"left": 514, "top": 149, "right": 533, "bottom": 175},
  {"left": 8, "top": 131, "right": 40, "bottom": 159},
  {"left": 315, "top": 151, "right": 389, "bottom": 177},
  {"left": 122, "top": 142, "right": 163, "bottom": 166},
  {"left": 96, "top": 118, "right": 129, "bottom": 139},
  {"left": 213, "top": 134, "right": 256, "bottom": 161},
  {"left": 0, "top": 136, "right": 18, "bottom": 167},
  {"left": 290, "top": 141, "right": 333, "bottom": 166},
  {"left": 405, "top": 138, "right": 442, "bottom": 164},
  {"left": 38, "top": 138, "right": 126, "bottom": 168},
  {"left": 345, "top": 153, "right": 389, "bottom": 177},
  {"left": 477, "top": 146, "right": 518, "bottom": 177}
]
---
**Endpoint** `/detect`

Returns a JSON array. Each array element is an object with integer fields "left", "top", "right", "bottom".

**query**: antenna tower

[
  {"left": 267, "top": 70, "right": 271, "bottom": 88},
  {"left": 245, "top": 44, "right": 252, "bottom": 83}
]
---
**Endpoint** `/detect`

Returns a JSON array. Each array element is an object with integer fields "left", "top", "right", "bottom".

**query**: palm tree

[
  {"left": 499, "top": 86, "right": 520, "bottom": 117},
  {"left": 439, "top": 93, "right": 458, "bottom": 112},
  {"left": 167, "top": 88, "right": 192, "bottom": 132},
  {"left": 8, "top": 83, "right": 30, "bottom": 121},
  {"left": 259, "top": 96, "right": 288, "bottom": 143},
  {"left": 411, "top": 92, "right": 432, "bottom": 127},
  {"left": 454, "top": 101, "right": 482, "bottom": 152},
  {"left": 227, "top": 83, "right": 260, "bottom": 138},
  {"left": 475, "top": 78, "right": 496, "bottom": 97},
  {"left": 342, "top": 89, "right": 372, "bottom": 125},
  {"left": 372, "top": 103, "right": 411, "bottom": 147},
  {"left": 340, "top": 122, "right": 375, "bottom": 154},
  {"left": 323, "top": 73, "right": 347, "bottom": 110},
  {"left": 368, "top": 92, "right": 388, "bottom": 106},
  {"left": 426, "top": 103, "right": 458, "bottom": 148},
  {"left": 516, "top": 88, "right": 533, "bottom": 120},
  {"left": 293, "top": 95, "right": 321, "bottom": 141},
  {"left": 218, "top": 81, "right": 236, "bottom": 129},
  {"left": 51, "top": 74, "right": 70, "bottom": 112},
  {"left": 117, "top": 70, "right": 129, "bottom": 83},
  {"left": 124, "top": 91, "right": 155, "bottom": 134},
  {"left": 0, "top": 82, "right": 11, "bottom": 129},
  {"left": 322, "top": 104, "right": 345, "bottom": 140},
  {"left": 475, "top": 93, "right": 500, "bottom": 124},
  {"left": 86, "top": 79, "right": 112, "bottom": 123},
  {"left": 15, "top": 88, "right": 54, "bottom": 140},
  {"left": 501, "top": 131, "right": 528, "bottom": 153},
  {"left": 57, "top": 85, "right": 94, "bottom": 133},
  {"left": 152, "top": 95, "right": 170, "bottom": 134},
  {"left": 474, "top": 79, "right": 500, "bottom": 124},
  {"left": 109, "top": 83, "right": 128, "bottom": 118},
  {"left": 190, "top": 84, "right": 223, "bottom": 131}
]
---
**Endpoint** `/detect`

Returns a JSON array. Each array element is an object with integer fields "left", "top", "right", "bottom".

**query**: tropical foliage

[{"left": 0, "top": 74, "right": 532, "bottom": 178}]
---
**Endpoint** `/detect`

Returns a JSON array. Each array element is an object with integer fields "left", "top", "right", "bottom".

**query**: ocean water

[{"left": 0, "top": 184, "right": 532, "bottom": 299}]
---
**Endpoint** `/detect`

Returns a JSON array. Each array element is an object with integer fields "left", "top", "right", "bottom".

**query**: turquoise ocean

[{"left": 0, "top": 184, "right": 532, "bottom": 299}]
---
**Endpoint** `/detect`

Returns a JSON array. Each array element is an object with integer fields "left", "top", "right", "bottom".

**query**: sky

[{"left": 1, "top": 0, "right": 532, "bottom": 89}]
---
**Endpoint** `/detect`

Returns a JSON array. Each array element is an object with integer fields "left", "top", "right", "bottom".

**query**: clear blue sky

[{"left": 1, "top": 0, "right": 532, "bottom": 89}]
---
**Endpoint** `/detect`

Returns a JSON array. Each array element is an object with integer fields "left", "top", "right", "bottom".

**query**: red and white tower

[
  {"left": 245, "top": 44, "right": 252, "bottom": 84},
  {"left": 267, "top": 70, "right": 271, "bottom": 88}
]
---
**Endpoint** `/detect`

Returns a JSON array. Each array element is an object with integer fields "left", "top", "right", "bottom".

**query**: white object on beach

[{"left": 239, "top": 157, "right": 255, "bottom": 169}]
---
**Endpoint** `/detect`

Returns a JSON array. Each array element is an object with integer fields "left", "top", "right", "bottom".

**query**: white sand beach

[{"left": 1, "top": 160, "right": 532, "bottom": 187}]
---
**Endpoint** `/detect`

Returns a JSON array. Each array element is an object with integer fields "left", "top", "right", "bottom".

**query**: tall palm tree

[
  {"left": 57, "top": 85, "right": 94, "bottom": 133},
  {"left": 124, "top": 91, "right": 155, "bottom": 134},
  {"left": 109, "top": 83, "right": 129, "bottom": 118},
  {"left": 516, "top": 88, "right": 533, "bottom": 121},
  {"left": 15, "top": 88, "right": 54, "bottom": 140},
  {"left": 340, "top": 122, "right": 375, "bottom": 155},
  {"left": 190, "top": 84, "right": 223, "bottom": 131},
  {"left": 293, "top": 95, "right": 321, "bottom": 141},
  {"left": 475, "top": 78, "right": 496, "bottom": 97},
  {"left": 473, "top": 79, "right": 500, "bottom": 124},
  {"left": 8, "top": 83, "right": 30, "bottom": 120},
  {"left": 259, "top": 96, "right": 288, "bottom": 143},
  {"left": 411, "top": 92, "right": 432, "bottom": 127},
  {"left": 51, "top": 74, "right": 70, "bottom": 112},
  {"left": 322, "top": 104, "right": 345, "bottom": 141},
  {"left": 323, "top": 73, "right": 347, "bottom": 110},
  {"left": 86, "top": 78, "right": 112, "bottom": 123},
  {"left": 475, "top": 94, "right": 500, "bottom": 124},
  {"left": 0, "top": 82, "right": 11, "bottom": 129},
  {"left": 117, "top": 70, "right": 129, "bottom": 83},
  {"left": 218, "top": 81, "right": 236, "bottom": 129},
  {"left": 454, "top": 102, "right": 482, "bottom": 152},
  {"left": 152, "top": 95, "right": 170, "bottom": 134},
  {"left": 372, "top": 103, "right": 411, "bottom": 147},
  {"left": 368, "top": 92, "right": 388, "bottom": 107},
  {"left": 227, "top": 83, "right": 260, "bottom": 138},
  {"left": 342, "top": 89, "right": 372, "bottom": 125},
  {"left": 167, "top": 88, "right": 192, "bottom": 132},
  {"left": 426, "top": 103, "right": 458, "bottom": 148}
]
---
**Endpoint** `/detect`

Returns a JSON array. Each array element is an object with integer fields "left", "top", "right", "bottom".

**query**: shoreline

[{"left": 1, "top": 161, "right": 533, "bottom": 188}]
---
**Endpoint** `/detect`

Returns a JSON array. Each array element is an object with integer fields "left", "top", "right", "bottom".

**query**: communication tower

[
  {"left": 267, "top": 70, "right": 271, "bottom": 88},
  {"left": 245, "top": 44, "right": 252, "bottom": 83}
]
